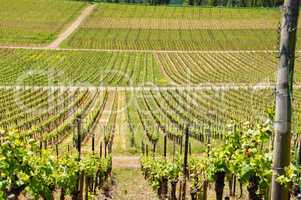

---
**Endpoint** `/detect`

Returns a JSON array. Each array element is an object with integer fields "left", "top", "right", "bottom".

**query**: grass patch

[
  {"left": 112, "top": 168, "right": 159, "bottom": 200},
  {"left": 0, "top": 0, "right": 86, "bottom": 46}
]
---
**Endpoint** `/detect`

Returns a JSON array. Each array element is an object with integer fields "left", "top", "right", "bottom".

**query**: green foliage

[
  {"left": 0, "top": 131, "right": 37, "bottom": 198},
  {"left": 139, "top": 119, "right": 275, "bottom": 198},
  {"left": 226, "top": 120, "right": 273, "bottom": 193},
  {"left": 81, "top": 155, "right": 112, "bottom": 177},
  {"left": 276, "top": 164, "right": 301, "bottom": 188},
  {"left": 189, "top": 157, "right": 208, "bottom": 191},
  {"left": 26, "top": 151, "right": 56, "bottom": 199},
  {"left": 207, "top": 148, "right": 229, "bottom": 181},
  {"left": 0, "top": 130, "right": 112, "bottom": 199},
  {"left": 276, "top": 154, "right": 301, "bottom": 195},
  {"left": 53, "top": 155, "right": 79, "bottom": 195},
  {"left": 188, "top": 119, "right": 273, "bottom": 195},
  {"left": 140, "top": 156, "right": 182, "bottom": 190},
  {"left": 205, "top": 123, "right": 242, "bottom": 182}
]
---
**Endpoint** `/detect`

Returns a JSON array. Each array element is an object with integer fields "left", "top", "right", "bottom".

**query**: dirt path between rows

[
  {"left": 112, "top": 156, "right": 140, "bottom": 169},
  {"left": 106, "top": 155, "right": 160, "bottom": 200},
  {"left": 47, "top": 4, "right": 96, "bottom": 49},
  {"left": 112, "top": 92, "right": 128, "bottom": 154}
]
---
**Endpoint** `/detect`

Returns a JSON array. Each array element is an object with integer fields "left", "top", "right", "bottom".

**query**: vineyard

[
  {"left": 2, "top": 87, "right": 301, "bottom": 150},
  {"left": 2, "top": 49, "right": 301, "bottom": 86},
  {"left": 1, "top": 1, "right": 301, "bottom": 200},
  {"left": 2, "top": 86, "right": 301, "bottom": 199}
]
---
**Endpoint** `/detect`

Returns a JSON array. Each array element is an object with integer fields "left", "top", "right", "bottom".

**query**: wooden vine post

[
  {"left": 0, "top": 131, "right": 3, "bottom": 145},
  {"left": 76, "top": 115, "right": 82, "bottom": 160},
  {"left": 180, "top": 135, "right": 183, "bottom": 155},
  {"left": 76, "top": 115, "right": 84, "bottom": 200},
  {"left": 100, "top": 141, "right": 103, "bottom": 158},
  {"left": 164, "top": 134, "right": 167, "bottom": 158},
  {"left": 173, "top": 137, "right": 176, "bottom": 162},
  {"left": 182, "top": 125, "right": 190, "bottom": 200},
  {"left": 141, "top": 140, "right": 145, "bottom": 155},
  {"left": 55, "top": 144, "right": 59, "bottom": 159},
  {"left": 92, "top": 132, "right": 95, "bottom": 154},
  {"left": 104, "top": 142, "right": 107, "bottom": 158},
  {"left": 153, "top": 141, "right": 157, "bottom": 156},
  {"left": 131, "top": 128, "right": 135, "bottom": 148},
  {"left": 39, "top": 141, "right": 43, "bottom": 157},
  {"left": 271, "top": 0, "right": 300, "bottom": 199}
]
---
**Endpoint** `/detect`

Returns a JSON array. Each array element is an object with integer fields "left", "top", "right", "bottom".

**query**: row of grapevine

[
  {"left": 2, "top": 49, "right": 301, "bottom": 86},
  {"left": 157, "top": 52, "right": 279, "bottom": 84},
  {"left": 0, "top": 49, "right": 166, "bottom": 86},
  {"left": 65, "top": 28, "right": 284, "bottom": 51},
  {"left": 139, "top": 117, "right": 275, "bottom": 200}
]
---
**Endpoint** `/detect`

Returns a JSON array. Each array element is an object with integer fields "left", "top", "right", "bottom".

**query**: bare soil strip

[
  {"left": 0, "top": 45, "right": 287, "bottom": 54},
  {"left": 47, "top": 4, "right": 96, "bottom": 49},
  {"left": 112, "top": 156, "right": 140, "bottom": 169}
]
